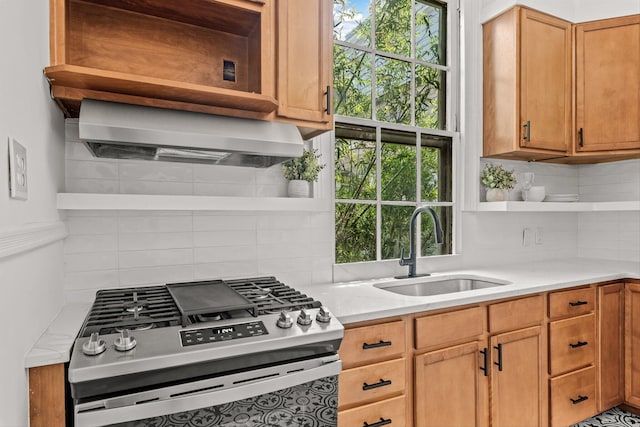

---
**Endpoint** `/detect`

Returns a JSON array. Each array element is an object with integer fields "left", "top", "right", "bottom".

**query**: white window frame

[{"left": 332, "top": 0, "right": 461, "bottom": 267}]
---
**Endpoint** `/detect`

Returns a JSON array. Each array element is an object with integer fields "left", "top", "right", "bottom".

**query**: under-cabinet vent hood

[{"left": 78, "top": 99, "right": 304, "bottom": 167}]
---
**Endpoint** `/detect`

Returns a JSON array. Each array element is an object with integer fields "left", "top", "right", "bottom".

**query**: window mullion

[{"left": 375, "top": 126, "right": 382, "bottom": 261}]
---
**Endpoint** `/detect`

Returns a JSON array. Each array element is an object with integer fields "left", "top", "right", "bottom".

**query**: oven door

[{"left": 75, "top": 354, "right": 341, "bottom": 427}]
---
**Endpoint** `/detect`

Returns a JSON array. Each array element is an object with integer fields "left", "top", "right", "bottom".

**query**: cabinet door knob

[
  {"left": 523, "top": 120, "right": 531, "bottom": 142},
  {"left": 569, "top": 300, "right": 588, "bottom": 307},
  {"left": 480, "top": 348, "right": 489, "bottom": 376}
]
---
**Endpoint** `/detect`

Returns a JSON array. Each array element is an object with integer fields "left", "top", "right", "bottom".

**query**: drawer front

[
  {"left": 338, "top": 395, "right": 406, "bottom": 427},
  {"left": 489, "top": 294, "right": 544, "bottom": 333},
  {"left": 340, "top": 320, "right": 406, "bottom": 369},
  {"left": 550, "top": 366, "right": 597, "bottom": 427},
  {"left": 415, "top": 306, "right": 485, "bottom": 350},
  {"left": 549, "top": 287, "right": 595, "bottom": 319},
  {"left": 338, "top": 358, "right": 406, "bottom": 409},
  {"left": 549, "top": 313, "right": 595, "bottom": 376}
]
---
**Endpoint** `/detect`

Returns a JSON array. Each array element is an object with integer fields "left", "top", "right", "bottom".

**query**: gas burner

[{"left": 116, "top": 323, "right": 154, "bottom": 333}]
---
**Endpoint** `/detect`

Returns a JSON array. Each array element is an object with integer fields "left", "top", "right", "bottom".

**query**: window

[{"left": 333, "top": 0, "right": 457, "bottom": 264}]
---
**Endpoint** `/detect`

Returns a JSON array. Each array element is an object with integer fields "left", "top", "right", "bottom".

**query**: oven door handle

[{"left": 75, "top": 355, "right": 341, "bottom": 427}]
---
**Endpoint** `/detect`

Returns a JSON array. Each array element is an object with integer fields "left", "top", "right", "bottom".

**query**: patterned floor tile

[{"left": 573, "top": 407, "right": 640, "bottom": 427}]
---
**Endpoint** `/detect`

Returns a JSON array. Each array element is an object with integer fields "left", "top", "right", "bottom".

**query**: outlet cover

[
  {"left": 523, "top": 228, "right": 533, "bottom": 247},
  {"left": 8, "top": 137, "right": 27, "bottom": 200}
]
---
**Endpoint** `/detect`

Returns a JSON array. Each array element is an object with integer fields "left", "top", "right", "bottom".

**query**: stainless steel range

[{"left": 69, "top": 277, "right": 343, "bottom": 427}]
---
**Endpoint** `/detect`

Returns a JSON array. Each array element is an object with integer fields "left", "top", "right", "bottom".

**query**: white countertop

[
  {"left": 299, "top": 258, "right": 640, "bottom": 324},
  {"left": 24, "top": 258, "right": 640, "bottom": 368}
]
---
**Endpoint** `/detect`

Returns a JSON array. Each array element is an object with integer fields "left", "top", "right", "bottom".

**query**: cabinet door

[
  {"left": 626, "top": 282, "right": 640, "bottom": 407},
  {"left": 414, "top": 341, "right": 488, "bottom": 427},
  {"left": 490, "top": 326, "right": 545, "bottom": 427},
  {"left": 598, "top": 283, "right": 624, "bottom": 411},
  {"left": 277, "top": 0, "right": 332, "bottom": 124},
  {"left": 519, "top": 8, "right": 572, "bottom": 152},
  {"left": 576, "top": 16, "right": 640, "bottom": 152}
]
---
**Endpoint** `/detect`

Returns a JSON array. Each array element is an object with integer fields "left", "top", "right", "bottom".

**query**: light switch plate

[{"left": 8, "top": 137, "right": 27, "bottom": 200}]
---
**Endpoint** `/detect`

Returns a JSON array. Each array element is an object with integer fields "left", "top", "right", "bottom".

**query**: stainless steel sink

[{"left": 374, "top": 277, "right": 508, "bottom": 297}]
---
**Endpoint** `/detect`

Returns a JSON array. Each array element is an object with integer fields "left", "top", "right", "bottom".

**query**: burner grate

[
  {"left": 226, "top": 277, "right": 322, "bottom": 314},
  {"left": 79, "top": 286, "right": 181, "bottom": 337}
]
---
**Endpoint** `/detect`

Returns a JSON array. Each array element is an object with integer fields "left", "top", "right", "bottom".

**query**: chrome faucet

[{"left": 398, "top": 206, "right": 444, "bottom": 278}]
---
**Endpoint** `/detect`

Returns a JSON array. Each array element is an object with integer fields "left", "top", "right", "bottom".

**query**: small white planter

[
  {"left": 486, "top": 188, "right": 507, "bottom": 202},
  {"left": 287, "top": 180, "right": 310, "bottom": 198}
]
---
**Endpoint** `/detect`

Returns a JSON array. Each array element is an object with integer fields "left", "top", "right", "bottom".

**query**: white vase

[
  {"left": 287, "top": 180, "right": 310, "bottom": 198},
  {"left": 486, "top": 188, "right": 507, "bottom": 202}
]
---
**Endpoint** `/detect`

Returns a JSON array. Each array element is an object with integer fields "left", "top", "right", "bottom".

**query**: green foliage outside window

[{"left": 333, "top": 0, "right": 452, "bottom": 264}]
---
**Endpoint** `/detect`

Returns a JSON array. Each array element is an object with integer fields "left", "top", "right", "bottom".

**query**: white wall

[
  {"left": 63, "top": 122, "right": 334, "bottom": 301},
  {"left": 0, "top": 0, "right": 66, "bottom": 425}
]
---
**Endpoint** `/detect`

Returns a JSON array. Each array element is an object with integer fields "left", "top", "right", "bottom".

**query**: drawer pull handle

[
  {"left": 363, "top": 417, "right": 392, "bottom": 427},
  {"left": 570, "top": 395, "right": 589, "bottom": 405},
  {"left": 362, "top": 379, "right": 392, "bottom": 391},
  {"left": 493, "top": 344, "right": 503, "bottom": 371},
  {"left": 569, "top": 301, "right": 588, "bottom": 307},
  {"left": 362, "top": 340, "right": 392, "bottom": 350},
  {"left": 569, "top": 341, "right": 588, "bottom": 349},
  {"left": 480, "top": 348, "right": 489, "bottom": 377}
]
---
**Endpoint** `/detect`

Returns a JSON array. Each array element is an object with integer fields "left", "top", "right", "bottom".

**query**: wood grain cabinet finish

[
  {"left": 489, "top": 294, "right": 544, "bottom": 333},
  {"left": 490, "top": 326, "right": 546, "bottom": 427},
  {"left": 597, "top": 283, "right": 625, "bottom": 411},
  {"left": 549, "top": 287, "right": 595, "bottom": 319},
  {"left": 338, "top": 395, "right": 406, "bottom": 427},
  {"left": 575, "top": 15, "right": 640, "bottom": 154},
  {"left": 45, "top": 0, "right": 334, "bottom": 139},
  {"left": 29, "top": 364, "right": 66, "bottom": 427},
  {"left": 338, "top": 318, "right": 410, "bottom": 427},
  {"left": 415, "top": 306, "right": 485, "bottom": 350},
  {"left": 483, "top": 7, "right": 572, "bottom": 161},
  {"left": 339, "top": 320, "right": 405, "bottom": 369},
  {"left": 414, "top": 341, "right": 488, "bottom": 427},
  {"left": 550, "top": 366, "right": 597, "bottom": 427},
  {"left": 549, "top": 313, "right": 596, "bottom": 376},
  {"left": 626, "top": 282, "right": 640, "bottom": 407},
  {"left": 276, "top": 0, "right": 333, "bottom": 136}
]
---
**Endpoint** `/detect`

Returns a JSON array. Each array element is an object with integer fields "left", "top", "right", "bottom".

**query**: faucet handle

[{"left": 399, "top": 247, "right": 409, "bottom": 265}]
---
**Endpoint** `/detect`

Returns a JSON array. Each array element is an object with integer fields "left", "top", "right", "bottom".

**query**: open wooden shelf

[{"left": 57, "top": 193, "right": 328, "bottom": 212}]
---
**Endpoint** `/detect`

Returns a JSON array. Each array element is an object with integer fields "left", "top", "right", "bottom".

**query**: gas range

[{"left": 69, "top": 277, "right": 343, "bottom": 403}]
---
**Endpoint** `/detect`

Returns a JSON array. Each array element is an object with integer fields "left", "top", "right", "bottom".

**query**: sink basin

[{"left": 374, "top": 277, "right": 508, "bottom": 297}]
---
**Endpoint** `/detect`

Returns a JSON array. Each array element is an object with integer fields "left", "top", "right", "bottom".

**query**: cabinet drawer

[
  {"left": 415, "top": 306, "right": 485, "bottom": 350},
  {"left": 489, "top": 294, "right": 544, "bottom": 333},
  {"left": 338, "top": 358, "right": 406, "bottom": 409},
  {"left": 340, "top": 320, "right": 406, "bottom": 369},
  {"left": 549, "top": 313, "right": 595, "bottom": 376},
  {"left": 549, "top": 287, "right": 595, "bottom": 319},
  {"left": 338, "top": 395, "right": 406, "bottom": 427},
  {"left": 550, "top": 366, "right": 597, "bottom": 427}
]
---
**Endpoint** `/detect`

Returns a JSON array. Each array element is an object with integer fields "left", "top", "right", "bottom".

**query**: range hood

[{"left": 78, "top": 99, "right": 304, "bottom": 167}]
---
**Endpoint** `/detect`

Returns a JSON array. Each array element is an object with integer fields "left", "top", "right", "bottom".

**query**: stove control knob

[
  {"left": 297, "top": 309, "right": 313, "bottom": 326},
  {"left": 276, "top": 312, "right": 293, "bottom": 329},
  {"left": 315, "top": 306, "right": 332, "bottom": 323},
  {"left": 114, "top": 329, "right": 137, "bottom": 352},
  {"left": 82, "top": 332, "right": 106, "bottom": 356}
]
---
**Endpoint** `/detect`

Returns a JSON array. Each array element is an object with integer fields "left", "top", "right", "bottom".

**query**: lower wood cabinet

[
  {"left": 414, "top": 341, "right": 488, "bottom": 427},
  {"left": 550, "top": 366, "right": 597, "bottom": 427},
  {"left": 597, "top": 283, "right": 625, "bottom": 410},
  {"left": 626, "top": 282, "right": 640, "bottom": 407},
  {"left": 490, "top": 326, "right": 546, "bottom": 427},
  {"left": 338, "top": 395, "right": 406, "bottom": 427}
]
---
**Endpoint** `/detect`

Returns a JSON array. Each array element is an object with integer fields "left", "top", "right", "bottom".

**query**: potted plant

[
  {"left": 281, "top": 148, "right": 325, "bottom": 197},
  {"left": 481, "top": 163, "right": 516, "bottom": 202}
]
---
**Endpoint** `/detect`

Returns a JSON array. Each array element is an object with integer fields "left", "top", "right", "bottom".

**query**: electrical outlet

[
  {"left": 535, "top": 227, "right": 543, "bottom": 245},
  {"left": 8, "top": 137, "right": 27, "bottom": 200},
  {"left": 523, "top": 228, "right": 533, "bottom": 247}
]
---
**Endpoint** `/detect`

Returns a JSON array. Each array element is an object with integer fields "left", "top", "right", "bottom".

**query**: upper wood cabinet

[
  {"left": 575, "top": 15, "right": 640, "bottom": 154},
  {"left": 483, "top": 7, "right": 572, "bottom": 161},
  {"left": 276, "top": 0, "right": 333, "bottom": 137},
  {"left": 45, "top": 0, "right": 334, "bottom": 139}
]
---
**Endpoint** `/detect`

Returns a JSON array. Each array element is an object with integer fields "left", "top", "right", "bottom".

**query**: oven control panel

[{"left": 180, "top": 321, "right": 268, "bottom": 347}]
